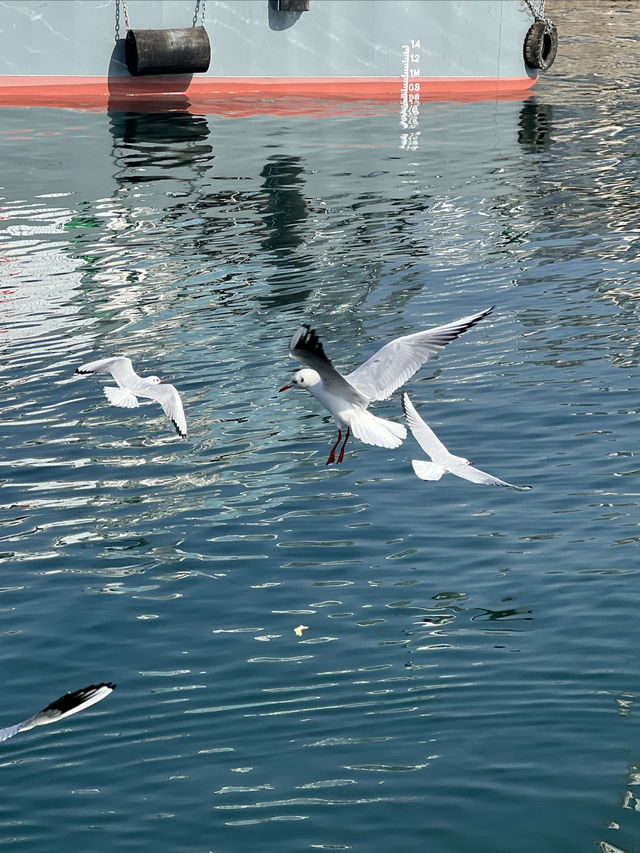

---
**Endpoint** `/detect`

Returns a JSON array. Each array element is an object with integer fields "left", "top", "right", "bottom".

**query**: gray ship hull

[{"left": 0, "top": 1, "right": 545, "bottom": 110}]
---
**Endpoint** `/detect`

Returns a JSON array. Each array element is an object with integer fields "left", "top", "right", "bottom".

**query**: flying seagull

[
  {"left": 402, "top": 392, "right": 531, "bottom": 489},
  {"left": 0, "top": 682, "right": 116, "bottom": 743},
  {"left": 76, "top": 356, "right": 187, "bottom": 438},
  {"left": 279, "top": 307, "right": 494, "bottom": 464}
]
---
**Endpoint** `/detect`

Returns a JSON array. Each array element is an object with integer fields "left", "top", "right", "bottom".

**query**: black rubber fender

[
  {"left": 125, "top": 27, "right": 211, "bottom": 76},
  {"left": 523, "top": 20, "right": 558, "bottom": 72}
]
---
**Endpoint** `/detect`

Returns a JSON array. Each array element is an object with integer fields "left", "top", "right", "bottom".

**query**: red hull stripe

[{"left": 0, "top": 75, "right": 536, "bottom": 112}]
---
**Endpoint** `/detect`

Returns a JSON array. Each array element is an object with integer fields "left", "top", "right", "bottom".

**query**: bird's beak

[{"left": 279, "top": 384, "right": 292, "bottom": 392}]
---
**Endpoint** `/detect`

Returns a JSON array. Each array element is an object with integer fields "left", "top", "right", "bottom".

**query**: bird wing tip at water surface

[
  {"left": 29, "top": 681, "right": 116, "bottom": 723},
  {"left": 0, "top": 682, "right": 116, "bottom": 742}
]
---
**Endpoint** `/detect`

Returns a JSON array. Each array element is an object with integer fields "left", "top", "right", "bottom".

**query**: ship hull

[{"left": 0, "top": 1, "right": 540, "bottom": 109}]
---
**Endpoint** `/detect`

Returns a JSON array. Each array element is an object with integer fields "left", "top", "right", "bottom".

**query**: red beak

[{"left": 279, "top": 384, "right": 292, "bottom": 392}]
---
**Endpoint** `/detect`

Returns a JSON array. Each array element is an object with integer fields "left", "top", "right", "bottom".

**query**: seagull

[
  {"left": 0, "top": 682, "right": 115, "bottom": 743},
  {"left": 76, "top": 356, "right": 187, "bottom": 438},
  {"left": 401, "top": 392, "right": 531, "bottom": 489},
  {"left": 279, "top": 306, "right": 494, "bottom": 464}
]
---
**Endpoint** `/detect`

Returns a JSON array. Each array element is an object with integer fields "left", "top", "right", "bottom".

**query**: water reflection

[
  {"left": 4, "top": 14, "right": 640, "bottom": 845},
  {"left": 108, "top": 108, "right": 213, "bottom": 183},
  {"left": 260, "top": 156, "right": 309, "bottom": 253},
  {"left": 517, "top": 99, "right": 553, "bottom": 152}
]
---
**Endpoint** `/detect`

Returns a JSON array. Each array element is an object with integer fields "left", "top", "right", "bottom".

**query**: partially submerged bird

[
  {"left": 0, "top": 682, "right": 115, "bottom": 743},
  {"left": 280, "top": 307, "right": 494, "bottom": 464},
  {"left": 76, "top": 356, "right": 187, "bottom": 438},
  {"left": 402, "top": 392, "right": 531, "bottom": 490}
]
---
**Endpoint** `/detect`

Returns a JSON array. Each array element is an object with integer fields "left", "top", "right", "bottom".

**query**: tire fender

[{"left": 524, "top": 20, "right": 558, "bottom": 72}]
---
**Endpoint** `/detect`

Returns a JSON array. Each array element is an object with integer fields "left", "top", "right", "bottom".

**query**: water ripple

[{"left": 1, "top": 12, "right": 640, "bottom": 849}]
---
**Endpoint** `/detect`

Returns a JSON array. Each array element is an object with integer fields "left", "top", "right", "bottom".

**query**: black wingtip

[
  {"left": 291, "top": 324, "right": 333, "bottom": 365},
  {"left": 171, "top": 420, "right": 187, "bottom": 439},
  {"left": 475, "top": 305, "right": 495, "bottom": 322},
  {"left": 39, "top": 682, "right": 116, "bottom": 717}
]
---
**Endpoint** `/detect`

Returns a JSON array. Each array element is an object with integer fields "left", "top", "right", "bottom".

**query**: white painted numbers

[{"left": 400, "top": 39, "right": 421, "bottom": 149}]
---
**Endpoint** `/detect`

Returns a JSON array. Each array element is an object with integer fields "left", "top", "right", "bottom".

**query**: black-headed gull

[
  {"left": 0, "top": 682, "right": 115, "bottom": 743},
  {"left": 280, "top": 307, "right": 494, "bottom": 464},
  {"left": 402, "top": 392, "right": 531, "bottom": 489},
  {"left": 76, "top": 356, "right": 187, "bottom": 438}
]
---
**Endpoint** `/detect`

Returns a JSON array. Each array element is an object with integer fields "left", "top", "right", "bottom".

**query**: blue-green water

[{"left": 2, "top": 5, "right": 640, "bottom": 851}]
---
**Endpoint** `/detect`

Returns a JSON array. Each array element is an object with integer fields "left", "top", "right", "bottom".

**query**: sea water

[{"left": 1, "top": 3, "right": 640, "bottom": 851}]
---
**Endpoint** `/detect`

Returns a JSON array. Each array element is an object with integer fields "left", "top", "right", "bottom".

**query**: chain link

[
  {"left": 523, "top": 0, "right": 544, "bottom": 21},
  {"left": 119, "top": 0, "right": 205, "bottom": 34},
  {"left": 193, "top": 0, "right": 206, "bottom": 26},
  {"left": 523, "top": 0, "right": 553, "bottom": 33}
]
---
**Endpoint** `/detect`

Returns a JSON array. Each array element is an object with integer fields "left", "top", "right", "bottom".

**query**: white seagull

[
  {"left": 279, "top": 306, "right": 494, "bottom": 464},
  {"left": 0, "top": 682, "right": 115, "bottom": 743},
  {"left": 76, "top": 356, "right": 187, "bottom": 438},
  {"left": 402, "top": 392, "right": 531, "bottom": 489}
]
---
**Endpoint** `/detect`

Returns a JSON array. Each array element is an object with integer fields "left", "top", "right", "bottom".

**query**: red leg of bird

[
  {"left": 326, "top": 430, "right": 342, "bottom": 465},
  {"left": 336, "top": 427, "right": 351, "bottom": 463}
]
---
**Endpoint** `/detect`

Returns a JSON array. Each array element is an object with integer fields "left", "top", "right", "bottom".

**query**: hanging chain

[
  {"left": 523, "top": 0, "right": 553, "bottom": 33},
  {"left": 119, "top": 0, "right": 205, "bottom": 33},
  {"left": 193, "top": 0, "right": 206, "bottom": 26},
  {"left": 523, "top": 0, "right": 544, "bottom": 20},
  {"left": 121, "top": 0, "right": 130, "bottom": 32}
]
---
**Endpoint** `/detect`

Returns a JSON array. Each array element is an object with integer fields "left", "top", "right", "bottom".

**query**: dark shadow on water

[
  {"left": 107, "top": 107, "right": 214, "bottom": 183},
  {"left": 517, "top": 98, "right": 554, "bottom": 153},
  {"left": 256, "top": 155, "right": 316, "bottom": 309},
  {"left": 260, "top": 156, "right": 309, "bottom": 253}
]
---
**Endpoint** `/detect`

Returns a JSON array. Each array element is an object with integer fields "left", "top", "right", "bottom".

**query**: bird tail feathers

[
  {"left": 411, "top": 460, "right": 446, "bottom": 481},
  {"left": 350, "top": 412, "right": 406, "bottom": 449},
  {"left": 103, "top": 386, "right": 138, "bottom": 409}
]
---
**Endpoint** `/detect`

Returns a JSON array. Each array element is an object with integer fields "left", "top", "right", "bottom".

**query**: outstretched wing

[
  {"left": 346, "top": 307, "right": 494, "bottom": 403},
  {"left": 0, "top": 682, "right": 115, "bottom": 742},
  {"left": 76, "top": 356, "right": 138, "bottom": 388},
  {"left": 401, "top": 392, "right": 451, "bottom": 464},
  {"left": 144, "top": 383, "right": 188, "bottom": 438},
  {"left": 449, "top": 462, "right": 531, "bottom": 490},
  {"left": 0, "top": 722, "right": 25, "bottom": 743},
  {"left": 289, "top": 325, "right": 366, "bottom": 405},
  {"left": 20, "top": 682, "right": 116, "bottom": 731}
]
